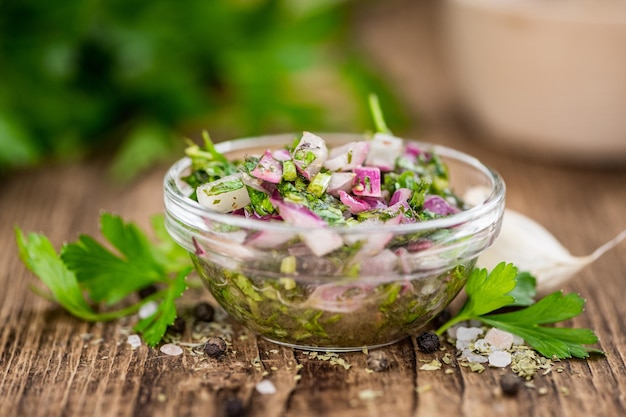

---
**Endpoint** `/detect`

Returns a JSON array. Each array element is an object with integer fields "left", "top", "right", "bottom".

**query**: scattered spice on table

[
  {"left": 194, "top": 301, "right": 215, "bottom": 322},
  {"left": 168, "top": 317, "right": 186, "bottom": 334},
  {"left": 137, "top": 285, "right": 159, "bottom": 299},
  {"left": 160, "top": 343, "right": 184, "bottom": 356},
  {"left": 358, "top": 389, "right": 384, "bottom": 401},
  {"left": 301, "top": 351, "right": 352, "bottom": 370},
  {"left": 419, "top": 359, "right": 443, "bottom": 371},
  {"left": 416, "top": 332, "right": 440, "bottom": 353},
  {"left": 500, "top": 374, "right": 522, "bottom": 396},
  {"left": 204, "top": 336, "right": 228, "bottom": 358},
  {"left": 127, "top": 334, "right": 142, "bottom": 349},
  {"left": 223, "top": 397, "right": 246, "bottom": 417},
  {"left": 138, "top": 301, "right": 159, "bottom": 320},
  {"left": 366, "top": 350, "right": 390, "bottom": 372},
  {"left": 255, "top": 380, "right": 277, "bottom": 395}
]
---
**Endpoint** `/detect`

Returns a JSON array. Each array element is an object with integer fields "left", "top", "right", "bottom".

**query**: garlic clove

[{"left": 479, "top": 209, "right": 625, "bottom": 294}]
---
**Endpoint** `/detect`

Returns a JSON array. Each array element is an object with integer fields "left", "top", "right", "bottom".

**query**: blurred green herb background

[{"left": 0, "top": 0, "right": 403, "bottom": 180}]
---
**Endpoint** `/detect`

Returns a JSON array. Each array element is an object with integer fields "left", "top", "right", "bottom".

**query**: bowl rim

[{"left": 164, "top": 132, "right": 505, "bottom": 234}]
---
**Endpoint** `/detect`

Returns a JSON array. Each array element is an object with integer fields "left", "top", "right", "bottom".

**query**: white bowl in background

[{"left": 443, "top": 0, "right": 626, "bottom": 165}]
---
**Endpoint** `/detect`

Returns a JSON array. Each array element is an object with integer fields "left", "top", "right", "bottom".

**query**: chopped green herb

[
  {"left": 247, "top": 187, "right": 275, "bottom": 217},
  {"left": 182, "top": 131, "right": 238, "bottom": 188},
  {"left": 282, "top": 160, "right": 297, "bottom": 181},
  {"left": 294, "top": 150, "right": 316, "bottom": 167},
  {"left": 307, "top": 171, "right": 332, "bottom": 197},
  {"left": 369, "top": 93, "right": 392, "bottom": 135},
  {"left": 203, "top": 178, "right": 245, "bottom": 196}
]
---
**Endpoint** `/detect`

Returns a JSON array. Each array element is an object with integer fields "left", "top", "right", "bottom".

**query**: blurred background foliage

[{"left": 0, "top": 0, "right": 404, "bottom": 180}]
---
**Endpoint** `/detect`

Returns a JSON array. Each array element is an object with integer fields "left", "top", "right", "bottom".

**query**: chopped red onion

[
  {"left": 423, "top": 195, "right": 460, "bottom": 216},
  {"left": 269, "top": 196, "right": 325, "bottom": 227},
  {"left": 304, "top": 283, "right": 374, "bottom": 313},
  {"left": 390, "top": 188, "right": 412, "bottom": 206},
  {"left": 323, "top": 141, "right": 370, "bottom": 172},
  {"left": 245, "top": 229, "right": 296, "bottom": 249},
  {"left": 338, "top": 190, "right": 370, "bottom": 214},
  {"left": 301, "top": 228, "right": 343, "bottom": 257},
  {"left": 272, "top": 148, "right": 292, "bottom": 161},
  {"left": 251, "top": 150, "right": 283, "bottom": 184},
  {"left": 327, "top": 172, "right": 356, "bottom": 196},
  {"left": 352, "top": 166, "right": 382, "bottom": 197}
]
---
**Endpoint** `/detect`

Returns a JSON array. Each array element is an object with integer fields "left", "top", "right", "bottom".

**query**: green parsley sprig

[
  {"left": 15, "top": 213, "right": 193, "bottom": 347},
  {"left": 436, "top": 262, "right": 603, "bottom": 359}
]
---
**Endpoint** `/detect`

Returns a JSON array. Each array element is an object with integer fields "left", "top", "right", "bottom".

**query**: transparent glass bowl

[{"left": 164, "top": 133, "right": 505, "bottom": 351}]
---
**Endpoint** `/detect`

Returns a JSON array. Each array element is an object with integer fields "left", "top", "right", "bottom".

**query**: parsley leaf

[
  {"left": 480, "top": 292, "right": 603, "bottom": 359},
  {"left": 506, "top": 271, "right": 536, "bottom": 307},
  {"left": 149, "top": 215, "right": 191, "bottom": 273},
  {"left": 461, "top": 262, "right": 518, "bottom": 317},
  {"left": 61, "top": 213, "right": 167, "bottom": 304},
  {"left": 15, "top": 213, "right": 194, "bottom": 347},
  {"left": 15, "top": 228, "right": 103, "bottom": 320},
  {"left": 134, "top": 267, "right": 190, "bottom": 347},
  {"left": 437, "top": 262, "right": 602, "bottom": 359}
]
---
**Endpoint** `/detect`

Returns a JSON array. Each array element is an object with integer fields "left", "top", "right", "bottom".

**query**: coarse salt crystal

[
  {"left": 456, "top": 339, "right": 470, "bottom": 351},
  {"left": 456, "top": 327, "right": 483, "bottom": 341},
  {"left": 446, "top": 323, "right": 464, "bottom": 339},
  {"left": 138, "top": 301, "right": 159, "bottom": 319},
  {"left": 255, "top": 380, "right": 277, "bottom": 395},
  {"left": 160, "top": 343, "right": 183, "bottom": 356},
  {"left": 473, "top": 339, "right": 491, "bottom": 353},
  {"left": 359, "top": 389, "right": 384, "bottom": 400},
  {"left": 484, "top": 328, "right": 514, "bottom": 350},
  {"left": 127, "top": 334, "right": 142, "bottom": 349},
  {"left": 461, "top": 348, "right": 488, "bottom": 363},
  {"left": 488, "top": 351, "right": 512, "bottom": 368}
]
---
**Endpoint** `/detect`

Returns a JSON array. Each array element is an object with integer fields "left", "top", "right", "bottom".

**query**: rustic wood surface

[{"left": 1, "top": 2, "right": 625, "bottom": 416}]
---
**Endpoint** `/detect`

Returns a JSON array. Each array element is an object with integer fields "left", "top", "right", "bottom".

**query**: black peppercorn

[
  {"left": 500, "top": 374, "right": 522, "bottom": 396},
  {"left": 194, "top": 301, "right": 215, "bottom": 322},
  {"left": 223, "top": 397, "right": 245, "bottom": 417},
  {"left": 366, "top": 350, "right": 390, "bottom": 372},
  {"left": 167, "top": 316, "right": 186, "bottom": 334},
  {"left": 204, "top": 336, "right": 227, "bottom": 358},
  {"left": 137, "top": 285, "right": 158, "bottom": 299},
  {"left": 416, "top": 332, "right": 440, "bottom": 353}
]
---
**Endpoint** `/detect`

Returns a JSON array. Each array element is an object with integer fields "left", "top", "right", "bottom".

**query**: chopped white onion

[
  {"left": 197, "top": 173, "right": 251, "bottom": 213},
  {"left": 364, "top": 133, "right": 403, "bottom": 171}
]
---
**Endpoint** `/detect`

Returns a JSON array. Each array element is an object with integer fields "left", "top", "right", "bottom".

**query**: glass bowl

[{"left": 164, "top": 133, "right": 505, "bottom": 351}]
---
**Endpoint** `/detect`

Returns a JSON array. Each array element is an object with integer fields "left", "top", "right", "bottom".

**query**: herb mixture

[
  {"left": 181, "top": 127, "right": 472, "bottom": 348},
  {"left": 185, "top": 129, "right": 459, "bottom": 229}
]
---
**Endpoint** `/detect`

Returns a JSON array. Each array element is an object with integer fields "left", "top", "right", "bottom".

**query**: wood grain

[{"left": 1, "top": 1, "right": 625, "bottom": 416}]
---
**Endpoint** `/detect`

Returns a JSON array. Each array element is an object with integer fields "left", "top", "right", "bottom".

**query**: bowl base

[{"left": 261, "top": 336, "right": 407, "bottom": 352}]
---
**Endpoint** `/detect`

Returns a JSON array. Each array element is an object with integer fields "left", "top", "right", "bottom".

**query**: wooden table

[{"left": 2, "top": 2, "right": 626, "bottom": 416}]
